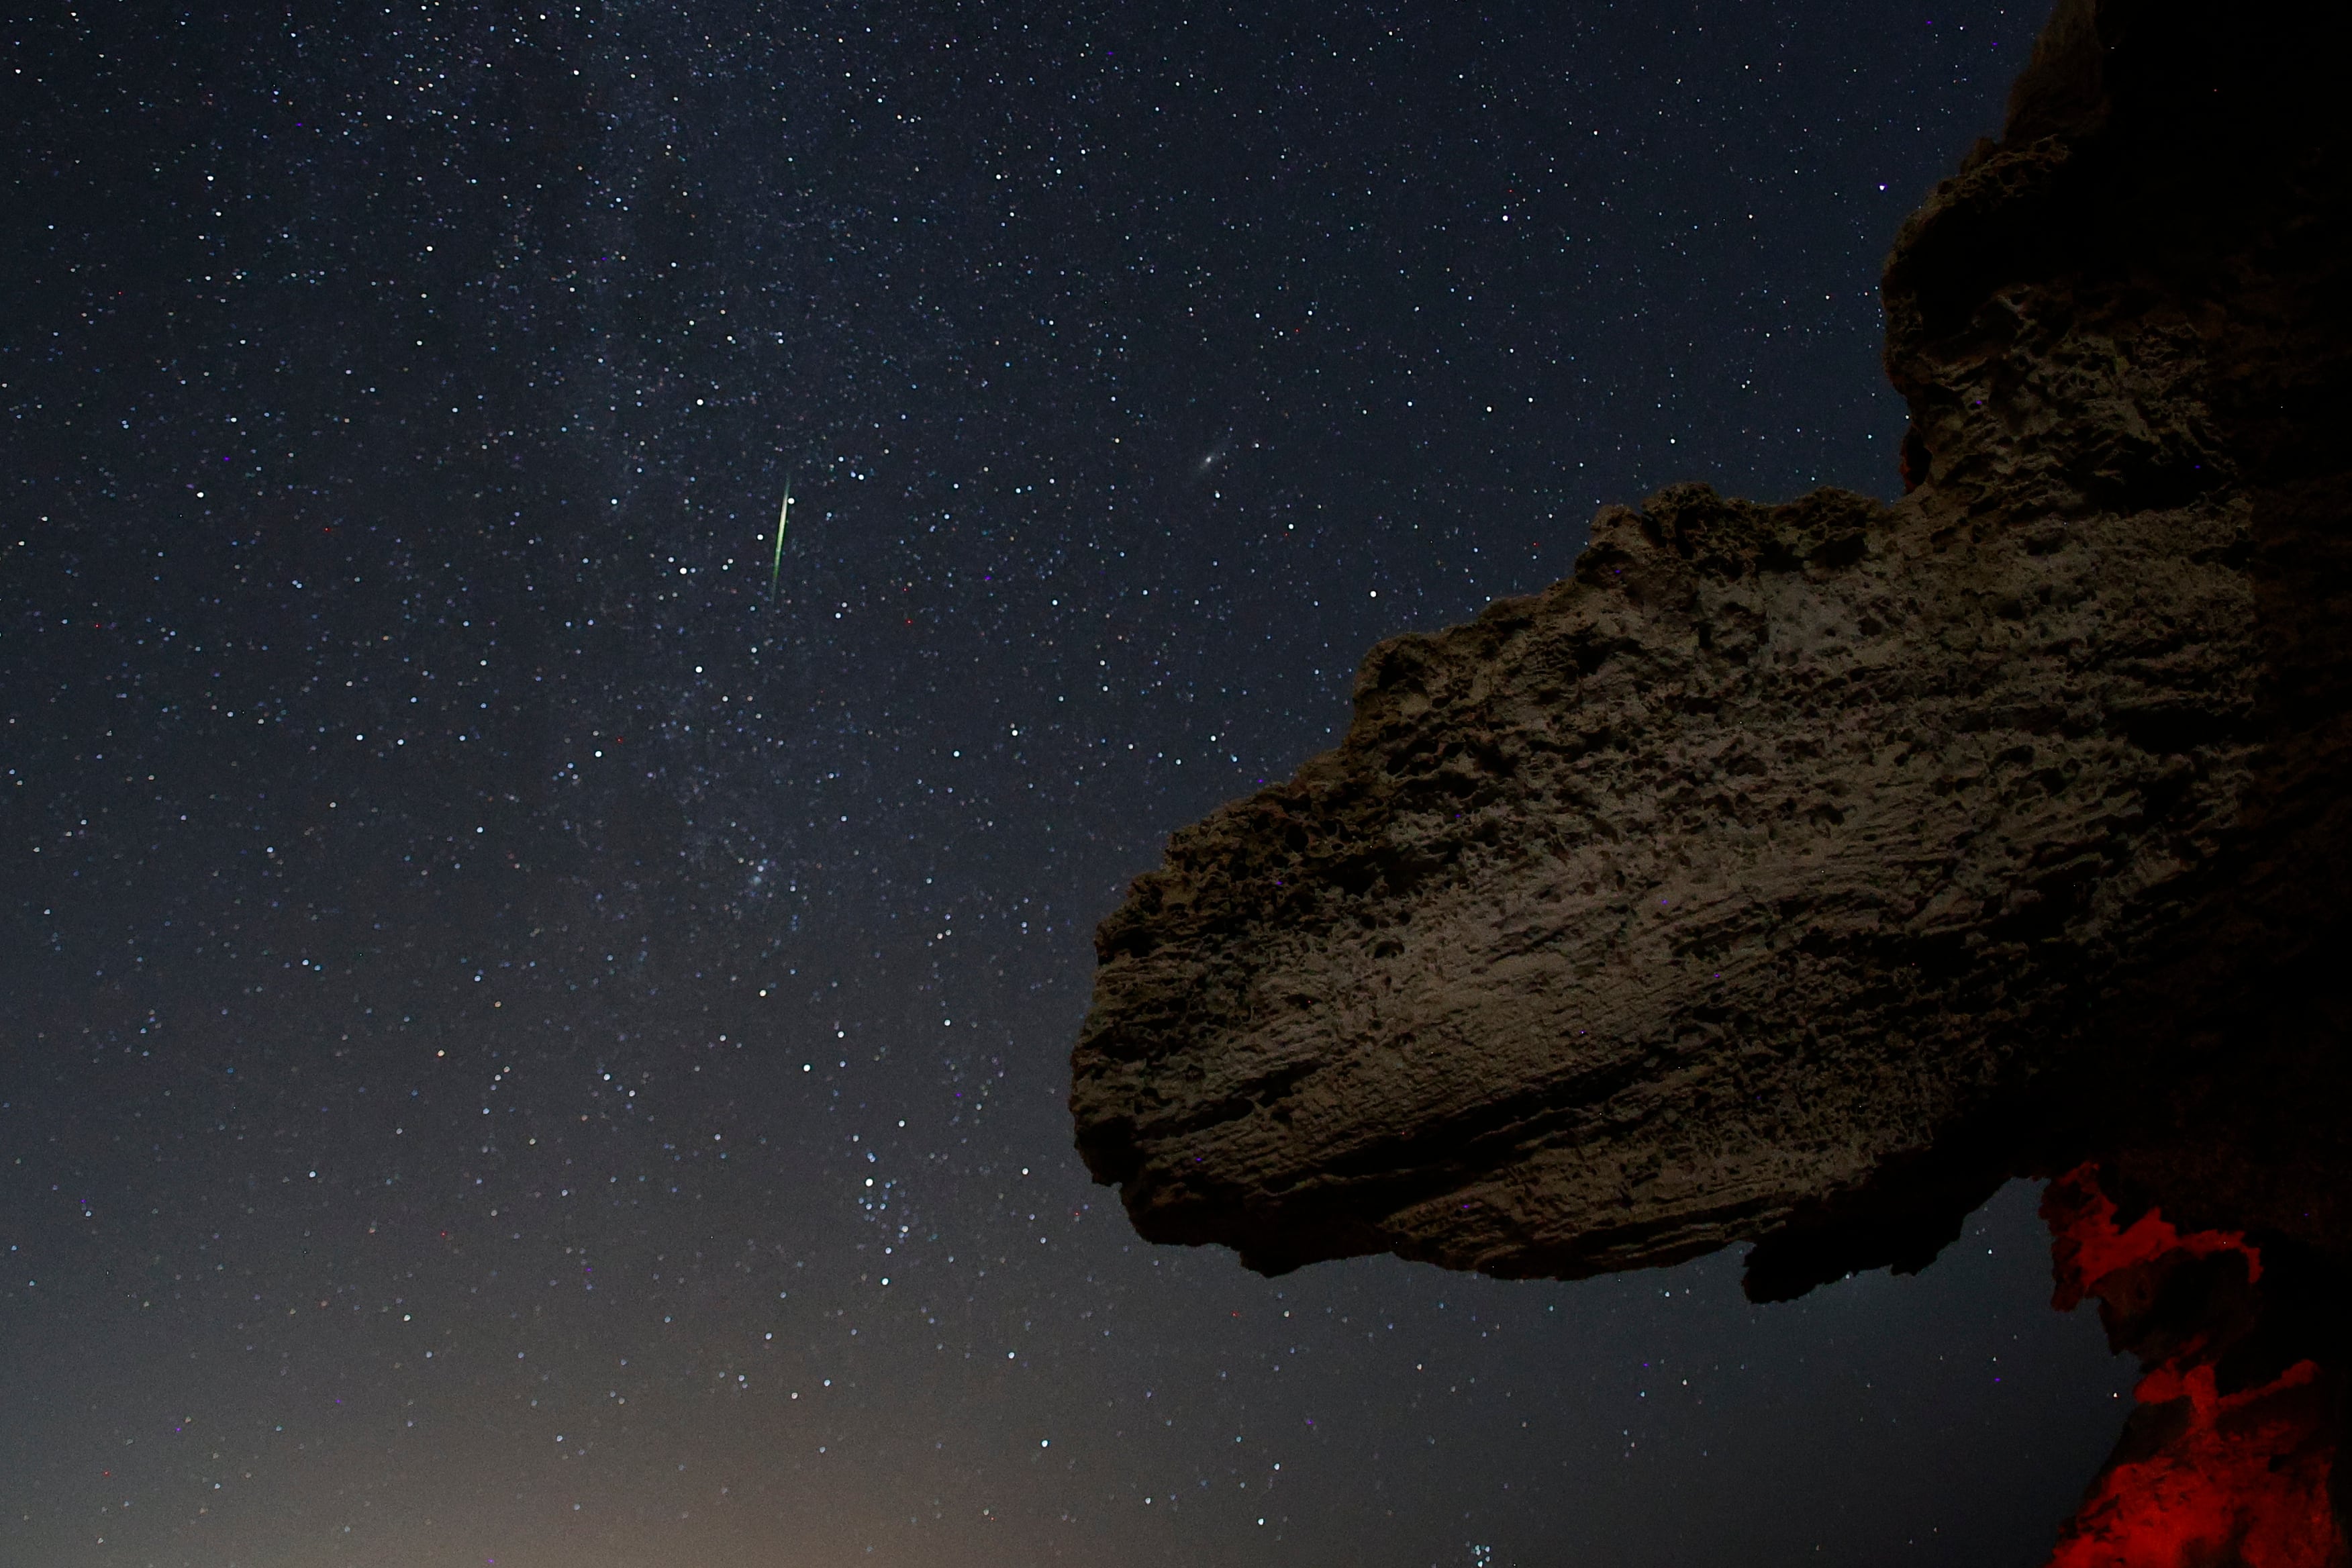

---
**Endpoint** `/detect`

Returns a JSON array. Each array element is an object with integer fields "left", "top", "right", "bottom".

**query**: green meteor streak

[{"left": 768, "top": 477, "right": 793, "bottom": 600}]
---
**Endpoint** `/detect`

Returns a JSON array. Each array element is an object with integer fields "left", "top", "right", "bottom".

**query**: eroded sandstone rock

[
  {"left": 1072, "top": 0, "right": 2350, "bottom": 1291},
  {"left": 1076, "top": 464, "right": 2269, "bottom": 1286},
  {"left": 1073, "top": 1, "right": 2351, "bottom": 1551}
]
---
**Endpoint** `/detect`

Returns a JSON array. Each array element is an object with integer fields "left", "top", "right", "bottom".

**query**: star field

[{"left": 5, "top": 3, "right": 2138, "bottom": 1565}]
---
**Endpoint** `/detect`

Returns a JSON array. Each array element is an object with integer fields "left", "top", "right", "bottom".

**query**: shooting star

[{"left": 769, "top": 477, "right": 793, "bottom": 600}]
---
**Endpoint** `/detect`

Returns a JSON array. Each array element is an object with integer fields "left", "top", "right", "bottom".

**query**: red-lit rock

[{"left": 2041, "top": 1167, "right": 2341, "bottom": 1568}]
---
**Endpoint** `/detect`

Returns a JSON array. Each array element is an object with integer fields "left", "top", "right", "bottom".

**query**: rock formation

[
  {"left": 1071, "top": 0, "right": 2350, "bottom": 1557},
  {"left": 2040, "top": 1166, "right": 2340, "bottom": 1565}
]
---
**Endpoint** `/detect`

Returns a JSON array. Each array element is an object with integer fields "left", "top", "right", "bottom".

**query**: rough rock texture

[
  {"left": 1073, "top": 0, "right": 2352, "bottom": 1553},
  {"left": 1075, "top": 0, "right": 2352, "bottom": 1296},
  {"left": 1078, "top": 468, "right": 2284, "bottom": 1287}
]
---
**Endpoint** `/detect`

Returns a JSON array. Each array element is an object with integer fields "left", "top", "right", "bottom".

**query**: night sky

[{"left": 3, "top": 3, "right": 2143, "bottom": 1565}]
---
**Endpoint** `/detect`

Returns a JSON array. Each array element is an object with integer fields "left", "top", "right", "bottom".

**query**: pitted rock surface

[
  {"left": 1074, "top": 479, "right": 2259, "bottom": 1283},
  {"left": 1071, "top": 0, "right": 2352, "bottom": 1293}
]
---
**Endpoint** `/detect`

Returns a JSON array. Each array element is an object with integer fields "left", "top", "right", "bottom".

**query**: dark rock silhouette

[{"left": 1071, "top": 0, "right": 2351, "bottom": 1557}]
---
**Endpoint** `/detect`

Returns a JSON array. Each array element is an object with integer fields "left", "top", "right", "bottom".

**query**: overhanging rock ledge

[
  {"left": 1069, "top": 0, "right": 2352, "bottom": 1304},
  {"left": 1070, "top": 1, "right": 2352, "bottom": 1553}
]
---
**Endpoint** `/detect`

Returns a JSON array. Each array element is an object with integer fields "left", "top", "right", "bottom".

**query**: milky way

[{"left": 4, "top": 4, "right": 2135, "bottom": 1564}]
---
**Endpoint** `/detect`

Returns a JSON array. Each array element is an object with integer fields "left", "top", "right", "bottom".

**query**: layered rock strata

[{"left": 1073, "top": 0, "right": 2350, "bottom": 1554}]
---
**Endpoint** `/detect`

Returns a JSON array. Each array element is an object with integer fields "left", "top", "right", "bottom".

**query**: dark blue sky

[{"left": 3, "top": 3, "right": 2135, "bottom": 1564}]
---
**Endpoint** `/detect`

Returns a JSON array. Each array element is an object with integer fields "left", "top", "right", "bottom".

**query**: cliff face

[
  {"left": 1072, "top": 0, "right": 2350, "bottom": 1555},
  {"left": 1075, "top": 0, "right": 2350, "bottom": 1290}
]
